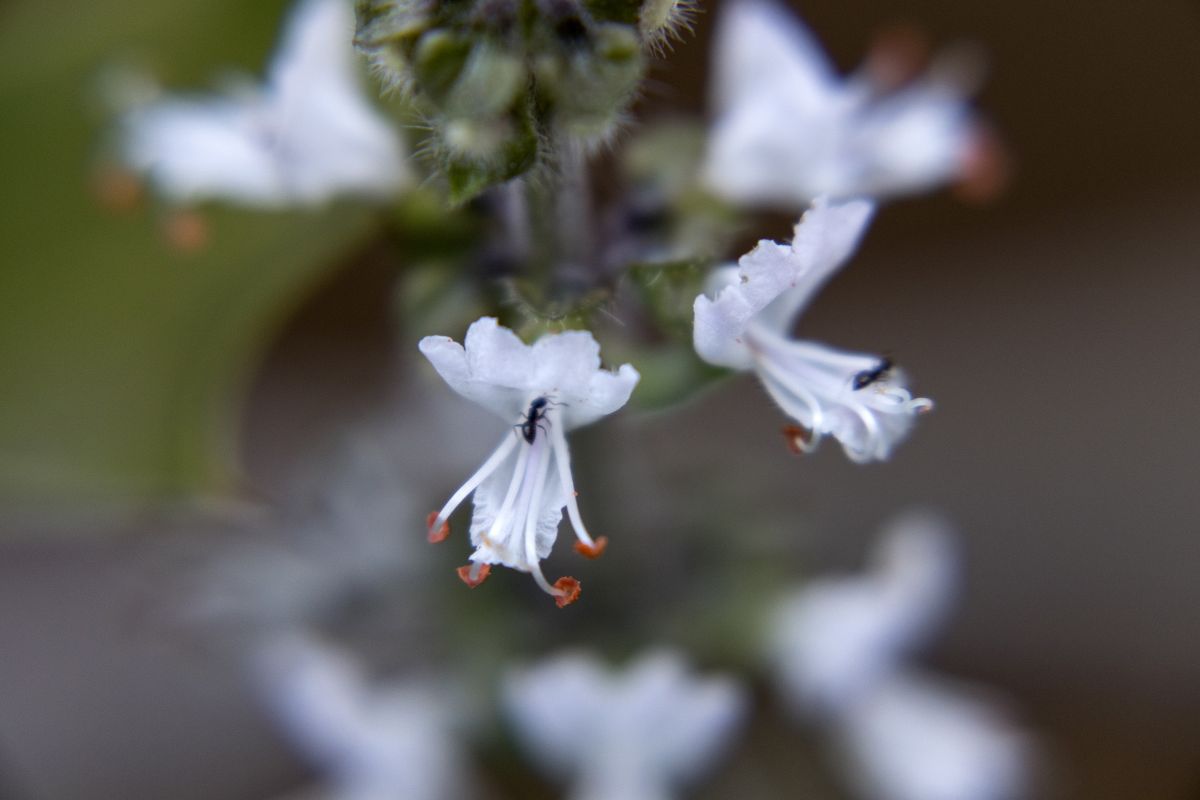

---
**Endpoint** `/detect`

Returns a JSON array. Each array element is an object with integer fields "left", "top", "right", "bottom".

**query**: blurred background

[{"left": 1, "top": 0, "right": 1198, "bottom": 798}]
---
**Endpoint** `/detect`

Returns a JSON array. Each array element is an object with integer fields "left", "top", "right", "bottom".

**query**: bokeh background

[{"left": 1, "top": 0, "right": 1198, "bottom": 798}]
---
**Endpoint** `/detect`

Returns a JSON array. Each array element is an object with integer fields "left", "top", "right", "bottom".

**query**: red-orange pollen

[
  {"left": 573, "top": 536, "right": 609, "bottom": 559},
  {"left": 456, "top": 563, "right": 491, "bottom": 587},
  {"left": 781, "top": 424, "right": 813, "bottom": 455},
  {"left": 426, "top": 511, "right": 451, "bottom": 543},
  {"left": 553, "top": 577, "right": 582, "bottom": 608}
]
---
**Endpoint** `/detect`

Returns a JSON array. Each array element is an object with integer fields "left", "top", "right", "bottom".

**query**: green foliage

[{"left": 0, "top": 0, "right": 381, "bottom": 510}]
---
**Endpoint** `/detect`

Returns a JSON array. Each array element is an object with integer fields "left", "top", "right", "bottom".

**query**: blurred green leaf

[{"left": 0, "top": 0, "right": 386, "bottom": 512}]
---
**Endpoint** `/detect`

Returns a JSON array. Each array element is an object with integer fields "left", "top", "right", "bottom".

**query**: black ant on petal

[
  {"left": 519, "top": 396, "right": 552, "bottom": 444},
  {"left": 852, "top": 356, "right": 893, "bottom": 391}
]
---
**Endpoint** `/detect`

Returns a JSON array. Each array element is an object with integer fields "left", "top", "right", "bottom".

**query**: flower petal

[
  {"left": 422, "top": 318, "right": 639, "bottom": 429},
  {"left": 419, "top": 317, "right": 532, "bottom": 422},
  {"left": 467, "top": 443, "right": 565, "bottom": 567},
  {"left": 693, "top": 199, "right": 874, "bottom": 368},
  {"left": 837, "top": 672, "right": 1030, "bottom": 800},
  {"left": 504, "top": 650, "right": 746, "bottom": 797},
  {"left": 710, "top": 0, "right": 838, "bottom": 116}
]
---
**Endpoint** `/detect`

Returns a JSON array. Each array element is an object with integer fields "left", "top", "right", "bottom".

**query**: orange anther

[
  {"left": 426, "top": 511, "right": 450, "bottom": 543},
  {"left": 553, "top": 577, "right": 581, "bottom": 608},
  {"left": 866, "top": 23, "right": 930, "bottom": 92},
  {"left": 955, "top": 127, "right": 1011, "bottom": 205},
  {"left": 162, "top": 210, "right": 209, "bottom": 253},
  {"left": 781, "top": 424, "right": 813, "bottom": 455},
  {"left": 574, "top": 536, "right": 609, "bottom": 559},
  {"left": 92, "top": 165, "right": 143, "bottom": 212},
  {"left": 457, "top": 563, "right": 491, "bottom": 587}
]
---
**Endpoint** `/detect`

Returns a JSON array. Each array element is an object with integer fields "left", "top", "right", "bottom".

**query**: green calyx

[{"left": 356, "top": 0, "right": 684, "bottom": 201}]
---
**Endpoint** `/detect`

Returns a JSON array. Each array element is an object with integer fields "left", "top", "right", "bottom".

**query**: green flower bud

[
  {"left": 637, "top": 0, "right": 698, "bottom": 48},
  {"left": 536, "top": 22, "right": 643, "bottom": 140},
  {"left": 357, "top": 0, "right": 695, "bottom": 196},
  {"left": 354, "top": 0, "right": 437, "bottom": 91}
]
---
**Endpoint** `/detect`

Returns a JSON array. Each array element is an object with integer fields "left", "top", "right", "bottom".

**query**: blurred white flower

[
  {"left": 702, "top": 0, "right": 991, "bottom": 207},
  {"left": 419, "top": 317, "right": 639, "bottom": 606},
  {"left": 769, "top": 513, "right": 956, "bottom": 715},
  {"left": 693, "top": 198, "right": 931, "bottom": 462},
  {"left": 182, "top": 429, "right": 425, "bottom": 633},
  {"left": 836, "top": 672, "right": 1031, "bottom": 800},
  {"left": 121, "top": 0, "right": 409, "bottom": 208},
  {"left": 504, "top": 650, "right": 747, "bottom": 800},
  {"left": 252, "top": 631, "right": 465, "bottom": 800},
  {"left": 768, "top": 513, "right": 1033, "bottom": 800}
]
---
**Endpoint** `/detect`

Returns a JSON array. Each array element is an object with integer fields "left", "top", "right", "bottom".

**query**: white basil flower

[
  {"left": 836, "top": 672, "right": 1031, "bottom": 800},
  {"left": 121, "top": 0, "right": 409, "bottom": 208},
  {"left": 693, "top": 198, "right": 931, "bottom": 462},
  {"left": 768, "top": 513, "right": 957, "bottom": 715},
  {"left": 252, "top": 632, "right": 465, "bottom": 800},
  {"left": 419, "top": 317, "right": 639, "bottom": 606},
  {"left": 504, "top": 650, "right": 747, "bottom": 800},
  {"left": 703, "top": 0, "right": 988, "bottom": 207}
]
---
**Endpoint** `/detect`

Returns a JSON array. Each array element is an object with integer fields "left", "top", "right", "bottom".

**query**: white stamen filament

[
  {"left": 549, "top": 418, "right": 600, "bottom": 550},
  {"left": 433, "top": 433, "right": 519, "bottom": 525},
  {"left": 486, "top": 434, "right": 534, "bottom": 547},
  {"left": 522, "top": 432, "right": 559, "bottom": 595},
  {"left": 756, "top": 351, "right": 826, "bottom": 431}
]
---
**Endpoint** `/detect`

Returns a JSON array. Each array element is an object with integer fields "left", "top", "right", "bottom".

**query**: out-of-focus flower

[
  {"left": 419, "top": 317, "right": 639, "bottom": 606},
  {"left": 702, "top": 0, "right": 991, "bottom": 207},
  {"left": 503, "top": 650, "right": 747, "bottom": 800},
  {"left": 252, "top": 631, "right": 465, "bottom": 800},
  {"left": 181, "top": 429, "right": 425, "bottom": 634},
  {"left": 769, "top": 513, "right": 956, "bottom": 715},
  {"left": 120, "top": 0, "right": 408, "bottom": 208},
  {"left": 693, "top": 198, "right": 931, "bottom": 462},
  {"left": 768, "top": 513, "right": 1033, "bottom": 800},
  {"left": 836, "top": 672, "right": 1031, "bottom": 800}
]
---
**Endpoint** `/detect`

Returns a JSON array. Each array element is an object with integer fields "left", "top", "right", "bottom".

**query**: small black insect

[
  {"left": 852, "top": 357, "right": 894, "bottom": 391},
  {"left": 520, "top": 396, "right": 551, "bottom": 444}
]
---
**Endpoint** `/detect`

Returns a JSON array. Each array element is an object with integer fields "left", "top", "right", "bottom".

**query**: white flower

[
  {"left": 419, "top": 317, "right": 639, "bottom": 606},
  {"left": 693, "top": 197, "right": 932, "bottom": 462},
  {"left": 121, "top": 0, "right": 409, "bottom": 208},
  {"left": 702, "top": 0, "right": 990, "bottom": 207},
  {"left": 768, "top": 512, "right": 957, "bottom": 715},
  {"left": 767, "top": 514, "right": 1033, "bottom": 800},
  {"left": 503, "top": 650, "right": 747, "bottom": 800},
  {"left": 836, "top": 672, "right": 1031, "bottom": 800},
  {"left": 252, "top": 632, "right": 465, "bottom": 800}
]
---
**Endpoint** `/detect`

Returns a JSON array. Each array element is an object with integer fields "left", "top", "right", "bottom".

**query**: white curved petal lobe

[
  {"left": 693, "top": 198, "right": 874, "bottom": 368},
  {"left": 420, "top": 317, "right": 639, "bottom": 428}
]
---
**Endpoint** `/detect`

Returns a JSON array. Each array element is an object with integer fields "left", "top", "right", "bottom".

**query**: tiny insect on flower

[
  {"left": 419, "top": 317, "right": 638, "bottom": 606},
  {"left": 694, "top": 198, "right": 933, "bottom": 462}
]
